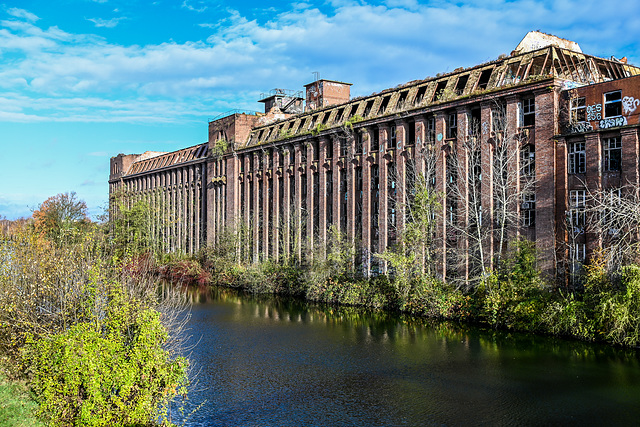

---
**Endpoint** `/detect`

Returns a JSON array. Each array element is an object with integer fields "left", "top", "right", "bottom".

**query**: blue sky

[{"left": 1, "top": 0, "right": 639, "bottom": 220}]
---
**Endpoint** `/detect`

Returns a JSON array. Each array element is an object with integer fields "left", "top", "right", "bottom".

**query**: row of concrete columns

[
  {"left": 222, "top": 94, "right": 536, "bottom": 278},
  {"left": 116, "top": 162, "right": 206, "bottom": 254}
]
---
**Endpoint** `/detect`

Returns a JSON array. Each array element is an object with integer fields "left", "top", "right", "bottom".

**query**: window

[
  {"left": 571, "top": 243, "right": 586, "bottom": 263},
  {"left": 603, "top": 188, "right": 622, "bottom": 235},
  {"left": 604, "top": 91, "right": 622, "bottom": 117},
  {"left": 521, "top": 97, "right": 535, "bottom": 127},
  {"left": 455, "top": 75, "right": 469, "bottom": 95},
  {"left": 477, "top": 68, "right": 493, "bottom": 90},
  {"left": 603, "top": 136, "right": 621, "bottom": 172},
  {"left": 492, "top": 106, "right": 505, "bottom": 134},
  {"left": 433, "top": 81, "right": 447, "bottom": 101},
  {"left": 568, "top": 142, "right": 586, "bottom": 174},
  {"left": 521, "top": 144, "right": 535, "bottom": 177},
  {"left": 446, "top": 112, "right": 457, "bottom": 139},
  {"left": 570, "top": 97, "right": 586, "bottom": 123},
  {"left": 521, "top": 193, "right": 536, "bottom": 227},
  {"left": 426, "top": 116, "right": 436, "bottom": 143},
  {"left": 389, "top": 124, "right": 397, "bottom": 148},
  {"left": 569, "top": 189, "right": 586, "bottom": 232}
]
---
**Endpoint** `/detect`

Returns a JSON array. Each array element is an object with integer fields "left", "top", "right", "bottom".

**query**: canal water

[{"left": 175, "top": 288, "right": 640, "bottom": 426}]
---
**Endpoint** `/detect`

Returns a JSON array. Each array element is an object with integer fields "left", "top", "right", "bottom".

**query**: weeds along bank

[
  {"left": 186, "top": 232, "right": 640, "bottom": 349},
  {"left": 0, "top": 197, "right": 190, "bottom": 426}
]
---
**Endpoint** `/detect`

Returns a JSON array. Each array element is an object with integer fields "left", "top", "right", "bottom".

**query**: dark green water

[{"left": 176, "top": 288, "right": 640, "bottom": 426}]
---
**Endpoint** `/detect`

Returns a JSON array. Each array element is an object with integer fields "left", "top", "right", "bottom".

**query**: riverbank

[{"left": 160, "top": 241, "right": 640, "bottom": 348}]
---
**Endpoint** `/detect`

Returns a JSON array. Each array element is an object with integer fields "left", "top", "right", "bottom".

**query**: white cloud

[
  {"left": 87, "top": 17, "right": 127, "bottom": 28},
  {"left": 6, "top": 7, "right": 39, "bottom": 22},
  {"left": 0, "top": 0, "right": 638, "bottom": 124}
]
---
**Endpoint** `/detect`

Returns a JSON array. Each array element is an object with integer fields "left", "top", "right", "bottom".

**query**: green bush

[{"left": 22, "top": 287, "right": 187, "bottom": 427}]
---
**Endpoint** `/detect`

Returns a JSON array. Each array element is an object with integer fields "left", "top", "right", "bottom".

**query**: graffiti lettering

[
  {"left": 568, "top": 122, "right": 593, "bottom": 133},
  {"left": 622, "top": 96, "right": 640, "bottom": 115},
  {"left": 599, "top": 116, "right": 627, "bottom": 129},
  {"left": 586, "top": 103, "right": 602, "bottom": 121}
]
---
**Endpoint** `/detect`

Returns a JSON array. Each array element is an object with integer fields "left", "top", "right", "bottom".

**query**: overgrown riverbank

[
  {"left": 161, "top": 236, "right": 640, "bottom": 349},
  {"left": 0, "top": 194, "right": 190, "bottom": 426}
]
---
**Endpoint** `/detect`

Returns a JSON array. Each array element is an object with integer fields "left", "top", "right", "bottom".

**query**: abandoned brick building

[{"left": 109, "top": 31, "right": 640, "bottom": 280}]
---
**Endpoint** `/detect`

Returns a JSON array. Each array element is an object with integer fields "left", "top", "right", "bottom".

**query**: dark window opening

[
  {"left": 603, "top": 137, "right": 621, "bottom": 172},
  {"left": 321, "top": 112, "right": 330, "bottom": 125},
  {"left": 340, "top": 170, "right": 347, "bottom": 232},
  {"left": 415, "top": 85, "right": 428, "bottom": 104},
  {"left": 407, "top": 120, "right": 415, "bottom": 146},
  {"left": 477, "top": 69, "right": 493, "bottom": 90},
  {"left": 390, "top": 124, "right": 397, "bottom": 148},
  {"left": 313, "top": 140, "right": 319, "bottom": 161},
  {"left": 364, "top": 99, "right": 375, "bottom": 117},
  {"left": 396, "top": 91, "right": 409, "bottom": 110},
  {"left": 568, "top": 141, "right": 585, "bottom": 174},
  {"left": 604, "top": 91, "right": 622, "bottom": 117},
  {"left": 326, "top": 171, "right": 333, "bottom": 225},
  {"left": 340, "top": 138, "right": 348, "bottom": 157},
  {"left": 355, "top": 132, "right": 363, "bottom": 154},
  {"left": 326, "top": 138, "right": 333, "bottom": 159},
  {"left": 426, "top": 116, "right": 436, "bottom": 143},
  {"left": 336, "top": 107, "right": 345, "bottom": 123},
  {"left": 378, "top": 96, "right": 391, "bottom": 115},
  {"left": 372, "top": 129, "right": 380, "bottom": 151},
  {"left": 433, "top": 81, "right": 447, "bottom": 101},
  {"left": 522, "top": 97, "right": 535, "bottom": 127},
  {"left": 447, "top": 112, "right": 457, "bottom": 139},
  {"left": 470, "top": 108, "right": 481, "bottom": 136},
  {"left": 455, "top": 74, "right": 469, "bottom": 95}
]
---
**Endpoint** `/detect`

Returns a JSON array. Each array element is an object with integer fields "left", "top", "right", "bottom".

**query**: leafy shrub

[{"left": 22, "top": 287, "right": 187, "bottom": 427}]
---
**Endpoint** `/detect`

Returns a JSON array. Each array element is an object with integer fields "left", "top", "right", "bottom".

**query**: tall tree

[{"left": 33, "top": 192, "right": 89, "bottom": 244}]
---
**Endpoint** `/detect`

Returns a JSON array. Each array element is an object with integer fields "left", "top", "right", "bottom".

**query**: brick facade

[{"left": 109, "top": 32, "right": 640, "bottom": 282}]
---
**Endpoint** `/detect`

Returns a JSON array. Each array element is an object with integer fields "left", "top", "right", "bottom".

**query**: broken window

[
  {"left": 446, "top": 112, "right": 457, "bottom": 139},
  {"left": 455, "top": 75, "right": 469, "bottom": 95},
  {"left": 568, "top": 141, "right": 586, "bottom": 174},
  {"left": 364, "top": 99, "right": 375, "bottom": 117},
  {"left": 336, "top": 107, "right": 345, "bottom": 123},
  {"left": 309, "top": 115, "right": 318, "bottom": 129},
  {"left": 520, "top": 144, "right": 535, "bottom": 177},
  {"left": 477, "top": 69, "right": 493, "bottom": 90},
  {"left": 414, "top": 85, "right": 428, "bottom": 104},
  {"left": 433, "top": 81, "right": 448, "bottom": 101},
  {"left": 604, "top": 91, "right": 622, "bottom": 117},
  {"left": 355, "top": 132, "right": 363, "bottom": 154},
  {"left": 521, "top": 193, "right": 536, "bottom": 227},
  {"left": 396, "top": 91, "right": 409, "bottom": 110},
  {"left": 372, "top": 128, "right": 380, "bottom": 151},
  {"left": 521, "top": 97, "right": 535, "bottom": 127},
  {"left": 569, "top": 189, "right": 586, "bottom": 232},
  {"left": 571, "top": 243, "right": 586, "bottom": 263},
  {"left": 378, "top": 96, "right": 391, "bottom": 115},
  {"left": 570, "top": 97, "right": 586, "bottom": 123},
  {"left": 603, "top": 136, "right": 621, "bottom": 171},
  {"left": 426, "top": 115, "right": 436, "bottom": 143},
  {"left": 491, "top": 105, "right": 506, "bottom": 134},
  {"left": 321, "top": 112, "right": 330, "bottom": 125},
  {"left": 407, "top": 120, "right": 415, "bottom": 146},
  {"left": 389, "top": 124, "right": 397, "bottom": 148}
]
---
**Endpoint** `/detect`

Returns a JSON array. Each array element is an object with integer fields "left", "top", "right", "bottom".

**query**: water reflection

[{"left": 176, "top": 287, "right": 640, "bottom": 426}]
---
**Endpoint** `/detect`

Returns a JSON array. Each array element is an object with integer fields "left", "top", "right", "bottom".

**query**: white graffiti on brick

[
  {"left": 586, "top": 103, "right": 602, "bottom": 121},
  {"left": 599, "top": 116, "right": 627, "bottom": 129},
  {"left": 568, "top": 122, "right": 593, "bottom": 133},
  {"left": 622, "top": 96, "right": 640, "bottom": 115}
]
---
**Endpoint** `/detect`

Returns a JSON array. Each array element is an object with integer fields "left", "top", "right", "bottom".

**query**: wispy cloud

[
  {"left": 6, "top": 7, "right": 39, "bottom": 22},
  {"left": 182, "top": 0, "right": 208, "bottom": 13},
  {"left": 87, "top": 17, "right": 127, "bottom": 28},
  {"left": 1, "top": 1, "right": 639, "bottom": 125}
]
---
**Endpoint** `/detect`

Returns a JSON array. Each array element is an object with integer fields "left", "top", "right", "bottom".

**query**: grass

[{"left": 0, "top": 370, "right": 43, "bottom": 427}]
